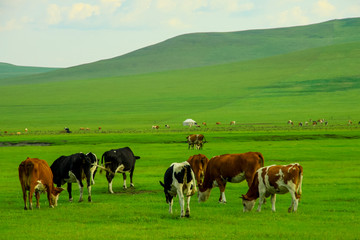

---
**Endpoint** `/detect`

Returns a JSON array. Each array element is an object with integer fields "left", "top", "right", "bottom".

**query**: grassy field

[{"left": 0, "top": 128, "right": 359, "bottom": 239}]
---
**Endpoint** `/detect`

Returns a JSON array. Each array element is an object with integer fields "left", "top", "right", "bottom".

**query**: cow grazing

[
  {"left": 216, "top": 122, "right": 221, "bottom": 125},
  {"left": 159, "top": 162, "right": 197, "bottom": 218},
  {"left": 165, "top": 124, "right": 170, "bottom": 128},
  {"left": 51, "top": 152, "right": 98, "bottom": 202},
  {"left": 101, "top": 147, "right": 140, "bottom": 193},
  {"left": 242, "top": 163, "right": 303, "bottom": 213},
  {"left": 230, "top": 121, "right": 236, "bottom": 125},
  {"left": 187, "top": 154, "right": 209, "bottom": 185},
  {"left": 152, "top": 125, "right": 159, "bottom": 129},
  {"left": 198, "top": 152, "right": 264, "bottom": 203},
  {"left": 202, "top": 122, "right": 207, "bottom": 126},
  {"left": 19, "top": 157, "right": 64, "bottom": 210},
  {"left": 186, "top": 134, "right": 206, "bottom": 150}
]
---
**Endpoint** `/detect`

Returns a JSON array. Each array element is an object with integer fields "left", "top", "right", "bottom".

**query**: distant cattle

[
  {"left": 165, "top": 124, "right": 170, "bottom": 128},
  {"left": 64, "top": 127, "right": 71, "bottom": 133},
  {"left": 198, "top": 152, "right": 264, "bottom": 203},
  {"left": 152, "top": 125, "right": 159, "bottom": 129},
  {"left": 51, "top": 152, "right": 98, "bottom": 202},
  {"left": 299, "top": 122, "right": 303, "bottom": 127},
  {"left": 348, "top": 120, "right": 353, "bottom": 125},
  {"left": 312, "top": 121, "right": 317, "bottom": 126},
  {"left": 19, "top": 157, "right": 64, "bottom": 210},
  {"left": 202, "top": 122, "right": 207, "bottom": 126},
  {"left": 230, "top": 121, "right": 236, "bottom": 125},
  {"left": 216, "top": 122, "right": 221, "bottom": 125},
  {"left": 160, "top": 161, "right": 197, "bottom": 218},
  {"left": 242, "top": 163, "right": 303, "bottom": 213},
  {"left": 287, "top": 120, "right": 293, "bottom": 125},
  {"left": 186, "top": 134, "right": 206, "bottom": 150},
  {"left": 101, "top": 147, "right": 140, "bottom": 193},
  {"left": 187, "top": 154, "right": 209, "bottom": 185}
]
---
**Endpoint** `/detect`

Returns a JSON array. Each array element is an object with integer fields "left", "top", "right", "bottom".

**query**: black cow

[
  {"left": 159, "top": 162, "right": 197, "bottom": 218},
  {"left": 51, "top": 152, "right": 98, "bottom": 202},
  {"left": 101, "top": 147, "right": 140, "bottom": 193}
]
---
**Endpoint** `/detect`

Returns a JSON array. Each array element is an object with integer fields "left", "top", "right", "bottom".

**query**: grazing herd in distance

[
  {"left": 2, "top": 119, "right": 360, "bottom": 135},
  {"left": 18, "top": 134, "right": 304, "bottom": 218}
]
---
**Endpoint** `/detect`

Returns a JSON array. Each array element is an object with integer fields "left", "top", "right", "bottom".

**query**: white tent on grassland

[{"left": 183, "top": 119, "right": 197, "bottom": 127}]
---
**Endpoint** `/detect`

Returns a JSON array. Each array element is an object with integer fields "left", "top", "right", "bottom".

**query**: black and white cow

[
  {"left": 159, "top": 161, "right": 197, "bottom": 218},
  {"left": 101, "top": 147, "right": 140, "bottom": 193},
  {"left": 51, "top": 152, "right": 98, "bottom": 202}
]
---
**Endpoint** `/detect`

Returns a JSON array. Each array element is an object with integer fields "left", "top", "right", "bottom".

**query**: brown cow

[
  {"left": 186, "top": 134, "right": 206, "bottom": 150},
  {"left": 230, "top": 121, "right": 236, "bottom": 125},
  {"left": 198, "top": 152, "right": 264, "bottom": 203},
  {"left": 187, "top": 154, "right": 209, "bottom": 185},
  {"left": 18, "top": 157, "right": 63, "bottom": 210},
  {"left": 242, "top": 163, "right": 303, "bottom": 213}
]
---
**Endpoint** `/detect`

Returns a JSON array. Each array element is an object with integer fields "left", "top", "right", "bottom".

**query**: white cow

[
  {"left": 159, "top": 162, "right": 197, "bottom": 217},
  {"left": 242, "top": 163, "right": 303, "bottom": 213}
]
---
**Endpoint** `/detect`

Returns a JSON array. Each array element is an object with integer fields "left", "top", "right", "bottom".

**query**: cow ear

[
  {"left": 241, "top": 194, "right": 246, "bottom": 200},
  {"left": 159, "top": 181, "right": 165, "bottom": 188}
]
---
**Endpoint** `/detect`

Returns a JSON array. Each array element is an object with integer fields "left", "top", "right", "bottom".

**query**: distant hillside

[
  {"left": 0, "top": 63, "right": 58, "bottom": 79},
  {"left": 2, "top": 17, "right": 360, "bottom": 85}
]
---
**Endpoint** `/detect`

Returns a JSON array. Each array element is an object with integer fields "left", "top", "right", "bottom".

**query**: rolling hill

[
  {"left": 0, "top": 63, "right": 58, "bottom": 80},
  {"left": 1, "top": 18, "right": 360, "bottom": 131},
  {"left": 1, "top": 17, "right": 360, "bottom": 86}
]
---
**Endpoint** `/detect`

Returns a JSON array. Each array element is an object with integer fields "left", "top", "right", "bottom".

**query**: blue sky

[{"left": 1, "top": 0, "right": 359, "bottom": 68}]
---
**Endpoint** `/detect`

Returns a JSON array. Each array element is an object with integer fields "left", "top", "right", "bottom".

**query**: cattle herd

[{"left": 18, "top": 134, "right": 303, "bottom": 218}]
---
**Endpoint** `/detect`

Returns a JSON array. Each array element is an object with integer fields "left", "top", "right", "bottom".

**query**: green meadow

[
  {"left": 0, "top": 129, "right": 359, "bottom": 239},
  {"left": 0, "top": 18, "right": 360, "bottom": 239}
]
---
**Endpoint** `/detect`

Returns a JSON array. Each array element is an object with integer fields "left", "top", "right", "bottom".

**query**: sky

[{"left": 1, "top": 0, "right": 359, "bottom": 68}]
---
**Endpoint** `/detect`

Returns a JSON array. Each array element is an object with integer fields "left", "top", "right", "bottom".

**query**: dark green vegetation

[
  {"left": 0, "top": 130, "right": 359, "bottom": 239},
  {"left": 0, "top": 18, "right": 359, "bottom": 239},
  {"left": 0, "top": 62, "right": 58, "bottom": 80}
]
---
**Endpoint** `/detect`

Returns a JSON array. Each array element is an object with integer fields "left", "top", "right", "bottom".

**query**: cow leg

[
  {"left": 257, "top": 192, "right": 265, "bottom": 212},
  {"left": 67, "top": 183, "right": 73, "bottom": 202},
  {"left": 129, "top": 168, "right": 135, "bottom": 188},
  {"left": 35, "top": 191, "right": 41, "bottom": 209},
  {"left": 271, "top": 194, "right": 276, "bottom": 212},
  {"left": 168, "top": 197, "right": 173, "bottom": 214},
  {"left": 216, "top": 179, "right": 227, "bottom": 203},
  {"left": 185, "top": 196, "right": 191, "bottom": 218},
  {"left": 22, "top": 188, "right": 27, "bottom": 210},
  {"left": 28, "top": 189, "right": 34, "bottom": 210},
  {"left": 177, "top": 189, "right": 185, "bottom": 217},
  {"left": 85, "top": 175, "right": 92, "bottom": 202},
  {"left": 46, "top": 188, "right": 54, "bottom": 208},
  {"left": 288, "top": 191, "right": 297, "bottom": 213},
  {"left": 106, "top": 172, "right": 115, "bottom": 193},
  {"left": 122, "top": 173, "right": 127, "bottom": 189},
  {"left": 77, "top": 180, "right": 84, "bottom": 202}
]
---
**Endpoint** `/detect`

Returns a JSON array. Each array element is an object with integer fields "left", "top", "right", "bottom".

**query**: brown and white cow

[
  {"left": 230, "top": 121, "right": 236, "bottom": 125},
  {"left": 186, "top": 134, "right": 206, "bottom": 150},
  {"left": 187, "top": 154, "right": 209, "bottom": 185},
  {"left": 19, "top": 157, "right": 64, "bottom": 210},
  {"left": 242, "top": 163, "right": 303, "bottom": 213},
  {"left": 198, "top": 152, "right": 264, "bottom": 203}
]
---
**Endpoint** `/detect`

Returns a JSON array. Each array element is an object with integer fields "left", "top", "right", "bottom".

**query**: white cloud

[
  {"left": 157, "top": 0, "right": 177, "bottom": 12},
  {"left": 0, "top": 17, "right": 31, "bottom": 32},
  {"left": 314, "top": 0, "right": 336, "bottom": 17},
  {"left": 278, "top": 6, "right": 310, "bottom": 26},
  {"left": 101, "top": 0, "right": 125, "bottom": 13},
  {"left": 167, "top": 18, "right": 190, "bottom": 29},
  {"left": 47, "top": 4, "right": 62, "bottom": 25},
  {"left": 210, "top": 0, "right": 254, "bottom": 13},
  {"left": 68, "top": 3, "right": 100, "bottom": 21}
]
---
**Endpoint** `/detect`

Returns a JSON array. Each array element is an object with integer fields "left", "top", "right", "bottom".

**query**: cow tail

[
  {"left": 100, "top": 154, "right": 105, "bottom": 174},
  {"left": 258, "top": 152, "right": 265, "bottom": 167}
]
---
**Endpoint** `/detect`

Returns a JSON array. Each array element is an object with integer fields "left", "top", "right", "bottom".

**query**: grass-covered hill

[
  {"left": 0, "top": 63, "right": 58, "bottom": 80},
  {"left": 1, "top": 18, "right": 360, "bottom": 131},
  {"left": 2, "top": 17, "right": 360, "bottom": 85}
]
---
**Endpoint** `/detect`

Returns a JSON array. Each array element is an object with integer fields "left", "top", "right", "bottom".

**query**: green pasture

[{"left": 0, "top": 129, "right": 359, "bottom": 239}]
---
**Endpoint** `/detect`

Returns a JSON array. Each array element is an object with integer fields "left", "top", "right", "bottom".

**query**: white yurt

[{"left": 183, "top": 119, "right": 197, "bottom": 126}]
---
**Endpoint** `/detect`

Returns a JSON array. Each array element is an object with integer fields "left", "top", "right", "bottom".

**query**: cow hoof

[
  {"left": 130, "top": 183, "right": 135, "bottom": 188},
  {"left": 69, "top": 198, "right": 73, "bottom": 202},
  {"left": 50, "top": 205, "right": 54, "bottom": 208},
  {"left": 24, "top": 207, "right": 28, "bottom": 210},
  {"left": 88, "top": 197, "right": 92, "bottom": 202},
  {"left": 78, "top": 199, "right": 83, "bottom": 202}
]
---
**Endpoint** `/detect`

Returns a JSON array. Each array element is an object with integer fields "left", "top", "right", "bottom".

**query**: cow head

[
  {"left": 50, "top": 187, "right": 64, "bottom": 207},
  {"left": 187, "top": 154, "right": 209, "bottom": 186},
  {"left": 198, "top": 188, "right": 211, "bottom": 202},
  {"left": 241, "top": 194, "right": 255, "bottom": 212},
  {"left": 159, "top": 181, "right": 173, "bottom": 203}
]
